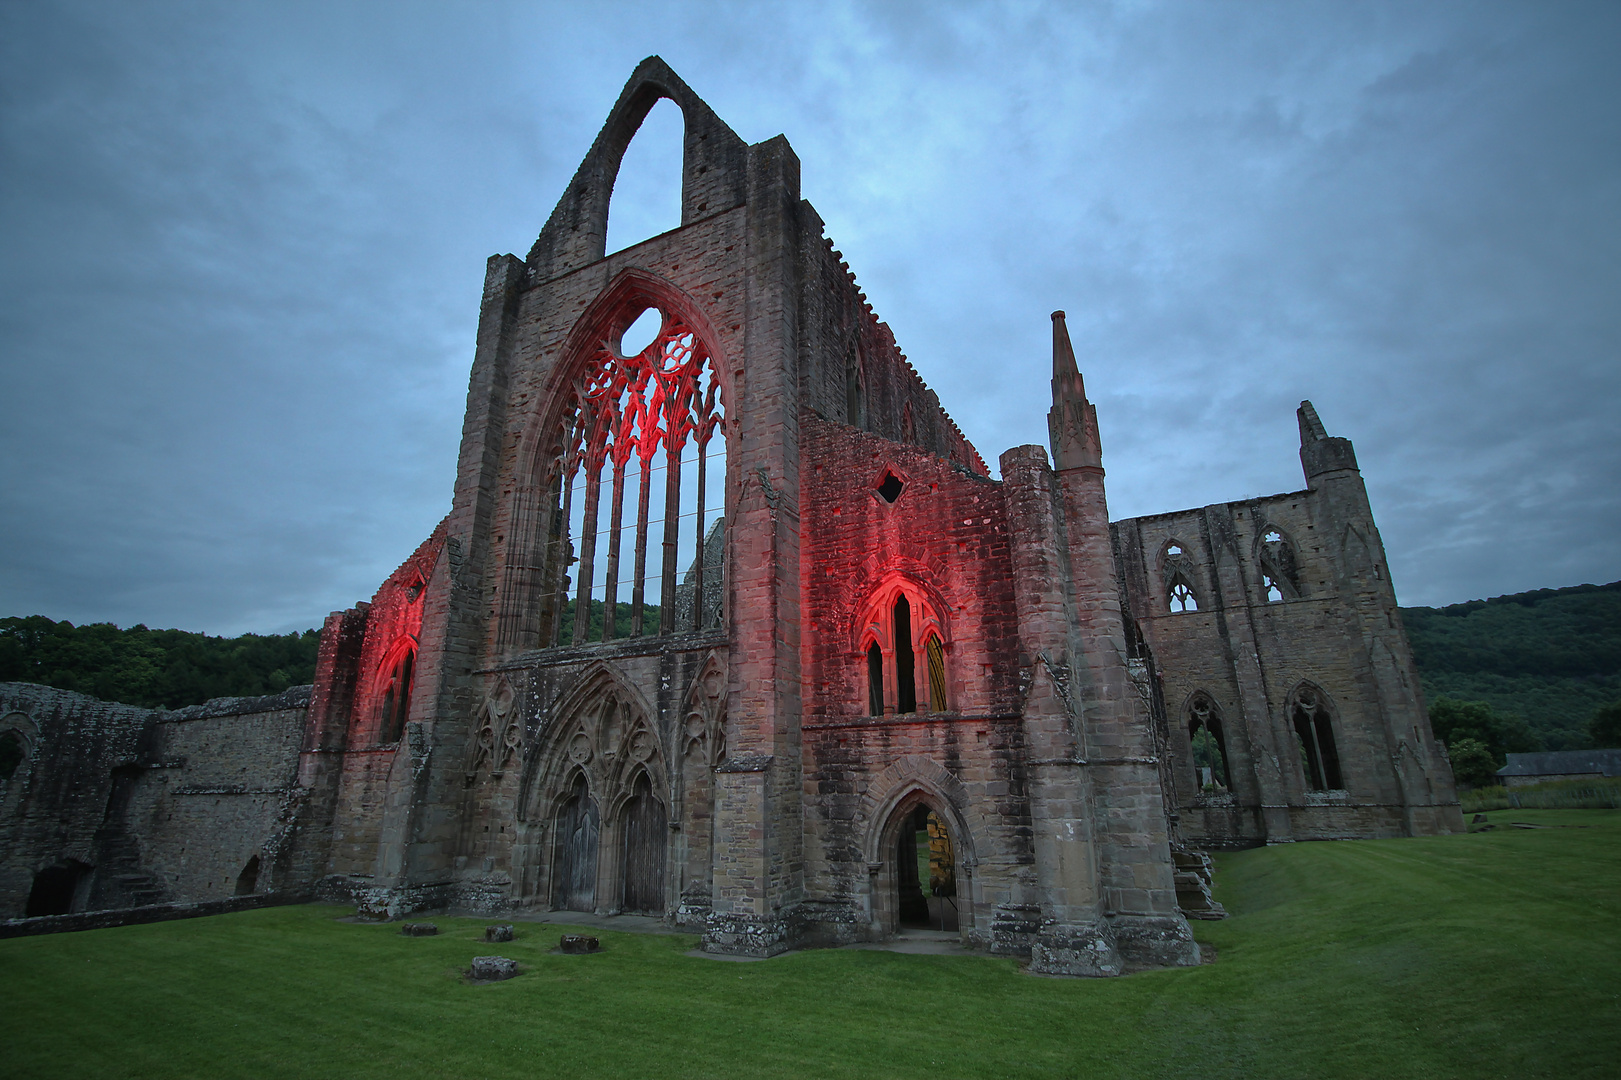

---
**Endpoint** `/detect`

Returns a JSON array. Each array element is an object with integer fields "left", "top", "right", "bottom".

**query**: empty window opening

[
  {"left": 379, "top": 647, "right": 416, "bottom": 744},
  {"left": 876, "top": 471, "right": 904, "bottom": 504},
  {"left": 235, "top": 855, "right": 261, "bottom": 897},
  {"left": 893, "top": 597, "right": 916, "bottom": 713},
  {"left": 620, "top": 772, "right": 666, "bottom": 915},
  {"left": 1166, "top": 543, "right": 1183, "bottom": 556},
  {"left": 897, "top": 805, "right": 957, "bottom": 931},
  {"left": 925, "top": 634, "right": 948, "bottom": 712},
  {"left": 1188, "top": 695, "right": 1231, "bottom": 792},
  {"left": 867, "top": 642, "right": 884, "bottom": 717},
  {"left": 605, "top": 97, "right": 684, "bottom": 255},
  {"left": 26, "top": 859, "right": 91, "bottom": 917},
  {"left": 1292, "top": 688, "right": 1343, "bottom": 791},
  {"left": 552, "top": 773, "right": 600, "bottom": 912},
  {"left": 618, "top": 306, "right": 662, "bottom": 357},
  {"left": 1259, "top": 526, "right": 1301, "bottom": 601},
  {"left": 0, "top": 730, "right": 25, "bottom": 783},
  {"left": 1169, "top": 578, "right": 1199, "bottom": 613},
  {"left": 545, "top": 303, "right": 727, "bottom": 646}
]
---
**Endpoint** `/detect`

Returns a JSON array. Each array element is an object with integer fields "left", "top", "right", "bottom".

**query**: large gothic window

[
  {"left": 1291, "top": 685, "right": 1343, "bottom": 791},
  {"left": 545, "top": 304, "right": 727, "bottom": 646}
]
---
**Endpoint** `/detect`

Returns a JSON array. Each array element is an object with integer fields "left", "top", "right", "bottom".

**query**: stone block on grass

[
  {"left": 400, "top": 922, "right": 439, "bottom": 937},
  {"left": 485, "top": 924, "right": 514, "bottom": 942},
  {"left": 469, "top": 955, "right": 519, "bottom": 981},
  {"left": 559, "top": 933, "right": 601, "bottom": 954}
]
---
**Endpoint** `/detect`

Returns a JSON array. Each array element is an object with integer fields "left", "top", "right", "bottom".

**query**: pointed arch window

[
  {"left": 1161, "top": 541, "right": 1201, "bottom": 613},
  {"left": 1187, "top": 693, "right": 1231, "bottom": 792},
  {"left": 1290, "top": 685, "right": 1343, "bottom": 791},
  {"left": 378, "top": 645, "right": 416, "bottom": 745},
  {"left": 543, "top": 301, "right": 727, "bottom": 647},
  {"left": 857, "top": 582, "right": 950, "bottom": 716},
  {"left": 1258, "top": 526, "right": 1302, "bottom": 603}
]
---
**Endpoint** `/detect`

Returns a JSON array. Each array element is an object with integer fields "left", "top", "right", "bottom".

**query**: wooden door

[
  {"left": 551, "top": 774, "right": 599, "bottom": 912},
  {"left": 620, "top": 773, "right": 666, "bottom": 914}
]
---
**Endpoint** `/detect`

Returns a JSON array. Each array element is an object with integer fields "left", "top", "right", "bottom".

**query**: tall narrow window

[
  {"left": 893, "top": 596, "right": 916, "bottom": 713},
  {"left": 925, "top": 635, "right": 948, "bottom": 712},
  {"left": 867, "top": 642, "right": 884, "bottom": 717},
  {"left": 1259, "top": 526, "right": 1301, "bottom": 603},
  {"left": 1291, "top": 687, "right": 1343, "bottom": 790},
  {"left": 1188, "top": 693, "right": 1231, "bottom": 791},
  {"left": 379, "top": 647, "right": 416, "bottom": 744}
]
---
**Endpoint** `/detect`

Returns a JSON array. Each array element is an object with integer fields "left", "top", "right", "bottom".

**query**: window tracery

[
  {"left": 1258, "top": 526, "right": 1302, "bottom": 603},
  {"left": 1161, "top": 540, "right": 1201, "bottom": 614},
  {"left": 544, "top": 304, "right": 726, "bottom": 646},
  {"left": 857, "top": 582, "right": 949, "bottom": 716}
]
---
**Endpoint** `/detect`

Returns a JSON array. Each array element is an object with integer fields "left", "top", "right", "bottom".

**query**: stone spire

[
  {"left": 1048, "top": 311, "right": 1102, "bottom": 471},
  {"left": 1297, "top": 399, "right": 1360, "bottom": 487}
]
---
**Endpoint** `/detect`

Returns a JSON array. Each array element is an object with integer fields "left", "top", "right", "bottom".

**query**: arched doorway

[
  {"left": 620, "top": 772, "right": 666, "bottom": 915},
  {"left": 551, "top": 773, "right": 600, "bottom": 912},
  {"left": 894, "top": 804, "right": 958, "bottom": 932}
]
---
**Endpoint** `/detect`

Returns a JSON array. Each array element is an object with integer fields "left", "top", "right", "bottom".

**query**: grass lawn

[{"left": 2, "top": 809, "right": 1616, "bottom": 1079}]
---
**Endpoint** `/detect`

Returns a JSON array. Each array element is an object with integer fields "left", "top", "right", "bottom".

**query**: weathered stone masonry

[{"left": 0, "top": 58, "right": 1462, "bottom": 968}]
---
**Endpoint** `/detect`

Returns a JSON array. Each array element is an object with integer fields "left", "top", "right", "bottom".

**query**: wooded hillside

[
  {"left": 1400, "top": 580, "right": 1621, "bottom": 752},
  {"left": 0, "top": 616, "right": 319, "bottom": 710}
]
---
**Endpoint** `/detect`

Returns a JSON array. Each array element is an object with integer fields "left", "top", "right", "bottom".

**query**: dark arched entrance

[
  {"left": 26, "top": 859, "right": 92, "bottom": 917},
  {"left": 551, "top": 773, "right": 600, "bottom": 912},
  {"left": 895, "top": 805, "right": 957, "bottom": 931},
  {"left": 620, "top": 772, "right": 666, "bottom": 914}
]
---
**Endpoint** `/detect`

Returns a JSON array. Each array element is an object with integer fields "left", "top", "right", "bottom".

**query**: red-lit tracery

[{"left": 545, "top": 307, "right": 726, "bottom": 645}]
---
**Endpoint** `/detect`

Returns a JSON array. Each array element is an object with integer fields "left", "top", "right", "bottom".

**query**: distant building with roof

[{"left": 1496, "top": 750, "right": 1621, "bottom": 788}]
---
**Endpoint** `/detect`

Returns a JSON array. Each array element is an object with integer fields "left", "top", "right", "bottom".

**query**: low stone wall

[{"left": 0, "top": 889, "right": 308, "bottom": 938}]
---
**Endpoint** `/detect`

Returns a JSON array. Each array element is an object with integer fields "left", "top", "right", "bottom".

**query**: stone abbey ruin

[{"left": 0, "top": 59, "right": 1463, "bottom": 974}]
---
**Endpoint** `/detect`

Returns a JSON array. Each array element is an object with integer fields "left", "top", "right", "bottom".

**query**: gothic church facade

[{"left": 0, "top": 60, "right": 1462, "bottom": 974}]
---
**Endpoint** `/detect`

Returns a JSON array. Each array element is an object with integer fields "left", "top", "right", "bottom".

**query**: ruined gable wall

[{"left": 1114, "top": 490, "right": 1432, "bottom": 841}]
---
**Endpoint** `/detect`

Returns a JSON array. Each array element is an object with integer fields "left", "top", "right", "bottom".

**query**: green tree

[
  {"left": 1428, "top": 698, "right": 1541, "bottom": 765},
  {"left": 1589, "top": 702, "right": 1621, "bottom": 749},
  {"left": 1445, "top": 737, "right": 1500, "bottom": 788}
]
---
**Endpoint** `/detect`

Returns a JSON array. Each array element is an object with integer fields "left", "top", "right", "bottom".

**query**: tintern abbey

[{"left": 0, "top": 60, "right": 1463, "bottom": 974}]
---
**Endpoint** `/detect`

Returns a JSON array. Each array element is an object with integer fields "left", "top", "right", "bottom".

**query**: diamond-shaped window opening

[{"left": 875, "top": 470, "right": 906, "bottom": 504}]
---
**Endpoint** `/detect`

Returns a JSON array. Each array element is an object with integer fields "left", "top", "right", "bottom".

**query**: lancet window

[
  {"left": 378, "top": 645, "right": 416, "bottom": 745},
  {"left": 858, "top": 583, "right": 949, "bottom": 716},
  {"left": 1290, "top": 685, "right": 1343, "bottom": 791},
  {"left": 1162, "top": 540, "right": 1200, "bottom": 613},
  {"left": 1258, "top": 526, "right": 1301, "bottom": 602},
  {"left": 1187, "top": 692, "right": 1232, "bottom": 792},
  {"left": 543, "top": 305, "right": 727, "bottom": 646}
]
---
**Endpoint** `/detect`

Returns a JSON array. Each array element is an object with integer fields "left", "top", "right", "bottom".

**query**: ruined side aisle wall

[{"left": 0, "top": 683, "right": 309, "bottom": 920}]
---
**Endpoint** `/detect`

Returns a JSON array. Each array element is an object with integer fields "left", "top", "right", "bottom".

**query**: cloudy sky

[{"left": 2, "top": 0, "right": 1616, "bottom": 636}]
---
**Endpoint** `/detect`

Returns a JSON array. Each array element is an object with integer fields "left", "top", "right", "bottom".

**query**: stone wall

[{"left": 0, "top": 683, "right": 309, "bottom": 918}]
